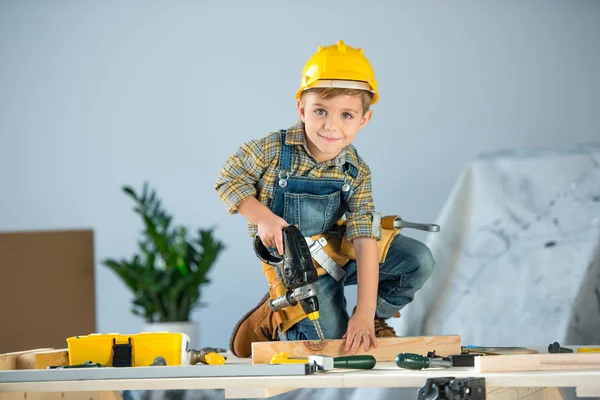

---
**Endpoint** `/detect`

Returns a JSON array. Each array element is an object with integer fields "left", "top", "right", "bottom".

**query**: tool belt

[{"left": 262, "top": 215, "right": 403, "bottom": 334}]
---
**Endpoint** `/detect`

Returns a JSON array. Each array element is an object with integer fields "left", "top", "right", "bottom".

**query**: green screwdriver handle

[
  {"left": 396, "top": 353, "right": 452, "bottom": 370},
  {"left": 396, "top": 353, "right": 429, "bottom": 369},
  {"left": 334, "top": 355, "right": 376, "bottom": 369}
]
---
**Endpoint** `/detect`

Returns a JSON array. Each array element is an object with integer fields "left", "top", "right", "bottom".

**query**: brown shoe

[
  {"left": 352, "top": 307, "right": 400, "bottom": 337},
  {"left": 374, "top": 315, "right": 398, "bottom": 337},
  {"left": 229, "top": 293, "right": 278, "bottom": 358}
]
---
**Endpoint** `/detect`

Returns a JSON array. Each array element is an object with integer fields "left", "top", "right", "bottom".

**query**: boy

[{"left": 215, "top": 40, "right": 435, "bottom": 357}]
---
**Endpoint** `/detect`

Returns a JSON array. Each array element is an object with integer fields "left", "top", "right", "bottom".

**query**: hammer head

[{"left": 307, "top": 355, "right": 334, "bottom": 371}]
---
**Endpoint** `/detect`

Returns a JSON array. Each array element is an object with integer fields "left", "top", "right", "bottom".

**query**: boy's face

[{"left": 297, "top": 93, "right": 372, "bottom": 163}]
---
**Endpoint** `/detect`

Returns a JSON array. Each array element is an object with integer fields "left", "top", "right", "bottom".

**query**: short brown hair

[{"left": 300, "top": 87, "right": 374, "bottom": 114}]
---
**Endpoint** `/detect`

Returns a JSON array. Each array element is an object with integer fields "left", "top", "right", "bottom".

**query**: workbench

[{"left": 1, "top": 355, "right": 599, "bottom": 400}]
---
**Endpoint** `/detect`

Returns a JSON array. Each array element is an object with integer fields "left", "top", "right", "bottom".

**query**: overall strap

[
  {"left": 344, "top": 162, "right": 359, "bottom": 179},
  {"left": 277, "top": 129, "right": 294, "bottom": 172},
  {"left": 343, "top": 146, "right": 360, "bottom": 179}
]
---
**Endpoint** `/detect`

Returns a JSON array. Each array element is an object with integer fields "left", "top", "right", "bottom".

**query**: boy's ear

[
  {"left": 359, "top": 109, "right": 373, "bottom": 130},
  {"left": 297, "top": 98, "right": 305, "bottom": 122}
]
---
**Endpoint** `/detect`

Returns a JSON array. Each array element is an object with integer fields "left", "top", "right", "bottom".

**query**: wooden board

[
  {"left": 33, "top": 349, "right": 69, "bottom": 369},
  {"left": 0, "top": 349, "right": 54, "bottom": 371},
  {"left": 0, "top": 349, "right": 121, "bottom": 399},
  {"left": 475, "top": 353, "right": 600, "bottom": 372},
  {"left": 252, "top": 335, "right": 461, "bottom": 364}
]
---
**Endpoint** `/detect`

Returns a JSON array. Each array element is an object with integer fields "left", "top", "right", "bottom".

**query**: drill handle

[
  {"left": 282, "top": 225, "right": 318, "bottom": 288},
  {"left": 253, "top": 234, "right": 284, "bottom": 266}
]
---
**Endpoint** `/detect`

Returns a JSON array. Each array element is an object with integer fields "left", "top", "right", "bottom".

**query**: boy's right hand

[{"left": 257, "top": 213, "right": 289, "bottom": 256}]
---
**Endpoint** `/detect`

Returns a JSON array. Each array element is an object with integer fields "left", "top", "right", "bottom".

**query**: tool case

[{"left": 66, "top": 332, "right": 190, "bottom": 367}]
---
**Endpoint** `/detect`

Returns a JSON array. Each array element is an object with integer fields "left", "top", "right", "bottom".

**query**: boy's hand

[
  {"left": 256, "top": 213, "right": 289, "bottom": 255},
  {"left": 343, "top": 307, "right": 377, "bottom": 354}
]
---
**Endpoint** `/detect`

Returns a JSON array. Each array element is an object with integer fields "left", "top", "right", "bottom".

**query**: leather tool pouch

[
  {"left": 312, "top": 215, "right": 402, "bottom": 275},
  {"left": 258, "top": 215, "right": 402, "bottom": 334}
]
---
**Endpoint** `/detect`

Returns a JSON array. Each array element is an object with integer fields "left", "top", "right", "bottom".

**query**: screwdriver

[
  {"left": 271, "top": 353, "right": 376, "bottom": 370},
  {"left": 396, "top": 353, "right": 452, "bottom": 370},
  {"left": 331, "top": 355, "right": 376, "bottom": 370}
]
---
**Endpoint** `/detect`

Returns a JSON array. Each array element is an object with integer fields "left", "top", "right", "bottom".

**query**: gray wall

[{"left": 1, "top": 0, "right": 599, "bottom": 349}]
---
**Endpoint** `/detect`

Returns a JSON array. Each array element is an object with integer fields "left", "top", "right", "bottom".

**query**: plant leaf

[{"left": 104, "top": 182, "right": 226, "bottom": 322}]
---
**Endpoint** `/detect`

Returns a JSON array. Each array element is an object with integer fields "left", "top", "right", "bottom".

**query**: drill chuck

[
  {"left": 269, "top": 291, "right": 297, "bottom": 312},
  {"left": 269, "top": 282, "right": 319, "bottom": 313},
  {"left": 300, "top": 295, "right": 319, "bottom": 316}
]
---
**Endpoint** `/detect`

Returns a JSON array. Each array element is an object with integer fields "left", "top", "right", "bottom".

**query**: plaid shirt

[{"left": 215, "top": 120, "right": 380, "bottom": 241}]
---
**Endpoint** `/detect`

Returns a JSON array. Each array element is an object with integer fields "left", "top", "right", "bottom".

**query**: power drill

[{"left": 254, "top": 225, "right": 325, "bottom": 341}]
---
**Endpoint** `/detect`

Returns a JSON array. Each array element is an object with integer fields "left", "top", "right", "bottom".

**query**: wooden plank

[
  {"left": 14, "top": 353, "right": 36, "bottom": 370},
  {"left": 251, "top": 335, "right": 461, "bottom": 364},
  {"left": 34, "top": 349, "right": 69, "bottom": 369},
  {"left": 0, "top": 349, "right": 54, "bottom": 371},
  {"left": 475, "top": 353, "right": 600, "bottom": 373},
  {"left": 0, "top": 349, "right": 120, "bottom": 399}
]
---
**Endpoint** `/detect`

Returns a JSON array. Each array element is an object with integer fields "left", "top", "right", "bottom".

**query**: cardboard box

[{"left": 0, "top": 229, "right": 96, "bottom": 353}]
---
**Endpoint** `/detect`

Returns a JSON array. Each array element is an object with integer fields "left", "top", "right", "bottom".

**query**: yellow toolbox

[{"left": 66, "top": 332, "right": 190, "bottom": 367}]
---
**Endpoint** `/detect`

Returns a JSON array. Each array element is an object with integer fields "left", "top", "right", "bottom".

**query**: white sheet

[{"left": 394, "top": 144, "right": 600, "bottom": 347}]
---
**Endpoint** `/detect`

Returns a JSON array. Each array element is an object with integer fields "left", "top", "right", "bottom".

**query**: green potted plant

[{"left": 103, "top": 182, "right": 225, "bottom": 346}]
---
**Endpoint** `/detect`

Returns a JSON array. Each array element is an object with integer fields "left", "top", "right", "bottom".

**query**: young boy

[{"left": 215, "top": 40, "right": 435, "bottom": 357}]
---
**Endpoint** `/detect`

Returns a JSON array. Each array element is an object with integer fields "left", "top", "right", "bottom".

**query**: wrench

[{"left": 393, "top": 218, "right": 440, "bottom": 232}]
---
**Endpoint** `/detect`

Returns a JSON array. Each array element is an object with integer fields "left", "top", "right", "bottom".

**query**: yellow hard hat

[{"left": 296, "top": 40, "right": 378, "bottom": 105}]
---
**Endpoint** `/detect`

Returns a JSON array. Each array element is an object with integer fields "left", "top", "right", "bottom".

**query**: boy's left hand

[{"left": 343, "top": 308, "right": 377, "bottom": 354}]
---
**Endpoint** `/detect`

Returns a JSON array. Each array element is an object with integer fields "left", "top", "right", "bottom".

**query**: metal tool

[
  {"left": 396, "top": 353, "right": 452, "bottom": 370},
  {"left": 188, "top": 347, "right": 227, "bottom": 365},
  {"left": 254, "top": 225, "right": 325, "bottom": 341},
  {"left": 462, "top": 345, "right": 538, "bottom": 355},
  {"left": 428, "top": 350, "right": 482, "bottom": 368},
  {"left": 270, "top": 352, "right": 376, "bottom": 370},
  {"left": 548, "top": 342, "right": 573, "bottom": 354},
  {"left": 149, "top": 356, "right": 167, "bottom": 366},
  {"left": 548, "top": 342, "right": 600, "bottom": 353},
  {"left": 48, "top": 361, "right": 102, "bottom": 369},
  {"left": 448, "top": 354, "right": 482, "bottom": 367},
  {"left": 393, "top": 217, "right": 440, "bottom": 232}
]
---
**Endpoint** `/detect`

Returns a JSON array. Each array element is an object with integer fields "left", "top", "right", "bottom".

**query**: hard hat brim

[{"left": 296, "top": 79, "right": 378, "bottom": 105}]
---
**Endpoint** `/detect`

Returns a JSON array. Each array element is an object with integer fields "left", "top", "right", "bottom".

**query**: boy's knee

[
  {"left": 415, "top": 242, "right": 435, "bottom": 283},
  {"left": 389, "top": 235, "right": 435, "bottom": 284}
]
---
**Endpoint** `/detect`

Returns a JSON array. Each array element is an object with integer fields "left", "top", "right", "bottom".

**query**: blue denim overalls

[
  {"left": 270, "top": 129, "right": 435, "bottom": 341},
  {"left": 269, "top": 129, "right": 358, "bottom": 237}
]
